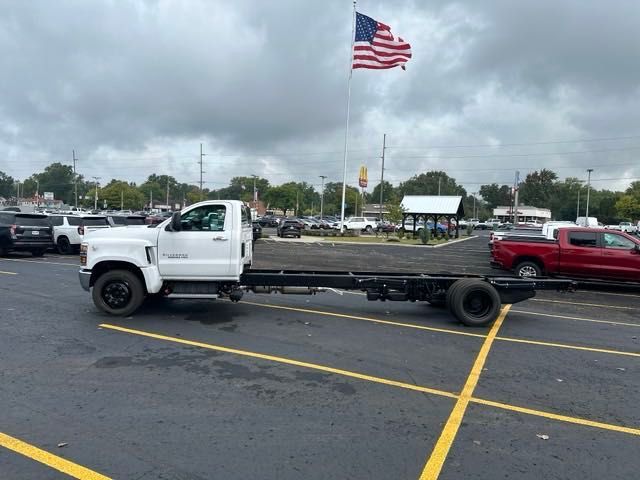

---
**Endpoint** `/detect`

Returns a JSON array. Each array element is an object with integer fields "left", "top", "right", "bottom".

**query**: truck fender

[{"left": 89, "top": 261, "right": 163, "bottom": 294}]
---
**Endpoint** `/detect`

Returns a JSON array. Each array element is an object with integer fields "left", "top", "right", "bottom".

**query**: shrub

[
  {"left": 419, "top": 227, "right": 428, "bottom": 244},
  {"left": 397, "top": 228, "right": 405, "bottom": 239},
  {"left": 466, "top": 224, "right": 473, "bottom": 236},
  {"left": 445, "top": 231, "right": 450, "bottom": 241}
]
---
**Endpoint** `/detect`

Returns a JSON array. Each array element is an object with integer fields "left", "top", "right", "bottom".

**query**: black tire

[
  {"left": 31, "top": 249, "right": 46, "bottom": 257},
  {"left": 92, "top": 269, "right": 145, "bottom": 316},
  {"left": 448, "top": 279, "right": 501, "bottom": 327},
  {"left": 296, "top": 234, "right": 301, "bottom": 238},
  {"left": 446, "top": 280, "right": 465, "bottom": 316},
  {"left": 515, "top": 261, "right": 542, "bottom": 278},
  {"left": 365, "top": 225, "right": 373, "bottom": 233},
  {"left": 57, "top": 236, "right": 72, "bottom": 255}
]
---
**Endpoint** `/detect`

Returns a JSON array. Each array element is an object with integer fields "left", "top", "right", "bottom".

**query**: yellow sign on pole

[{"left": 358, "top": 165, "right": 368, "bottom": 188}]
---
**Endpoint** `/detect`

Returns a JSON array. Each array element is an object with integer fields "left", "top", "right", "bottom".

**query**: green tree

[
  {"left": 370, "top": 180, "right": 399, "bottom": 205},
  {"left": 616, "top": 195, "right": 640, "bottom": 220},
  {"left": 0, "top": 171, "right": 15, "bottom": 198},
  {"left": 479, "top": 183, "right": 511, "bottom": 209},
  {"left": 28, "top": 163, "right": 75, "bottom": 203},
  {"left": 518, "top": 169, "right": 558, "bottom": 208},
  {"left": 625, "top": 181, "right": 640, "bottom": 198},
  {"left": 398, "top": 171, "right": 467, "bottom": 197},
  {"left": 100, "top": 180, "right": 146, "bottom": 210}
]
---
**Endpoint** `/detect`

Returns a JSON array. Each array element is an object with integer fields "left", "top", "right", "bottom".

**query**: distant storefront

[{"left": 493, "top": 205, "right": 551, "bottom": 223}]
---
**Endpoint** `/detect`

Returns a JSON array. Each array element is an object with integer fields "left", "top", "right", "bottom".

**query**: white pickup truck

[
  {"left": 78, "top": 200, "right": 574, "bottom": 326},
  {"left": 334, "top": 217, "right": 377, "bottom": 232}
]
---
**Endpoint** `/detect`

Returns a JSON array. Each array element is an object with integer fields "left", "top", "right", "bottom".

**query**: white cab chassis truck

[{"left": 79, "top": 200, "right": 573, "bottom": 327}]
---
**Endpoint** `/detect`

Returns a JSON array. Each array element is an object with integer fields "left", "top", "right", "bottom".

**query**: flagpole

[{"left": 339, "top": 1, "right": 357, "bottom": 232}]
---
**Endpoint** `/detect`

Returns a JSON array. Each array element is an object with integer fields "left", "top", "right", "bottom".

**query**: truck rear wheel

[
  {"left": 515, "top": 261, "right": 541, "bottom": 277},
  {"left": 447, "top": 279, "right": 501, "bottom": 327},
  {"left": 92, "top": 269, "right": 145, "bottom": 316}
]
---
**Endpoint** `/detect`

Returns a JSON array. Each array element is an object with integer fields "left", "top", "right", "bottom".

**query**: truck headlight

[{"left": 80, "top": 243, "right": 88, "bottom": 266}]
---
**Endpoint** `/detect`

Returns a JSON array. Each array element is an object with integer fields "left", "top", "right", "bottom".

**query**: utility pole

[
  {"left": 379, "top": 133, "right": 386, "bottom": 220},
  {"left": 513, "top": 171, "right": 520, "bottom": 224},
  {"left": 166, "top": 178, "right": 170, "bottom": 208},
  {"left": 92, "top": 176, "right": 101, "bottom": 210},
  {"left": 438, "top": 176, "right": 441, "bottom": 196},
  {"left": 319, "top": 175, "right": 327, "bottom": 220},
  {"left": 251, "top": 175, "right": 258, "bottom": 204},
  {"left": 585, "top": 169, "right": 594, "bottom": 219},
  {"left": 296, "top": 190, "right": 299, "bottom": 216},
  {"left": 72, "top": 150, "right": 78, "bottom": 209},
  {"left": 150, "top": 189, "right": 153, "bottom": 210},
  {"left": 121, "top": 190, "right": 124, "bottom": 210},
  {"left": 36, "top": 180, "right": 40, "bottom": 207},
  {"left": 199, "top": 143, "right": 206, "bottom": 201},
  {"left": 472, "top": 192, "right": 478, "bottom": 219}
]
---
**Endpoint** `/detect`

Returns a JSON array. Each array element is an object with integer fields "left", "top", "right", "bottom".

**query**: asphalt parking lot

[{"left": 0, "top": 232, "right": 638, "bottom": 479}]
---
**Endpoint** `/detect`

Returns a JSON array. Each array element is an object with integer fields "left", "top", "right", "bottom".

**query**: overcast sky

[{"left": 1, "top": 0, "right": 639, "bottom": 193}]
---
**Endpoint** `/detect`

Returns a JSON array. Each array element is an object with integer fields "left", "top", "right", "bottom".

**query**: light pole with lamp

[
  {"left": 585, "top": 169, "right": 594, "bottom": 220},
  {"left": 319, "top": 175, "right": 327, "bottom": 220}
]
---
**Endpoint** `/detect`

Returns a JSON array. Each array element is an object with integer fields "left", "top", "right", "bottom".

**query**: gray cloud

[{"left": 0, "top": 0, "right": 638, "bottom": 192}]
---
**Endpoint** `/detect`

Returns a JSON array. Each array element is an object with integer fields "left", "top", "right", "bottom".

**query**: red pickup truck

[{"left": 491, "top": 227, "right": 640, "bottom": 282}]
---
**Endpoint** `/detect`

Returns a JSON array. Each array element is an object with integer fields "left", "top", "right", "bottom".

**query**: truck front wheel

[
  {"left": 92, "top": 269, "right": 145, "bottom": 316},
  {"left": 515, "top": 261, "right": 542, "bottom": 277}
]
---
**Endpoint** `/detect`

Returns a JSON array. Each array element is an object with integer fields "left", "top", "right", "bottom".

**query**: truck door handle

[{"left": 212, "top": 236, "right": 228, "bottom": 241}]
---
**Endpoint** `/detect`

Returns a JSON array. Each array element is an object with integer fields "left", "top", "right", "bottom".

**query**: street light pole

[
  {"left": 251, "top": 175, "right": 258, "bottom": 204},
  {"left": 585, "top": 169, "right": 594, "bottom": 219},
  {"left": 92, "top": 176, "right": 101, "bottom": 210},
  {"left": 472, "top": 192, "right": 477, "bottom": 219},
  {"left": 319, "top": 175, "right": 327, "bottom": 220}
]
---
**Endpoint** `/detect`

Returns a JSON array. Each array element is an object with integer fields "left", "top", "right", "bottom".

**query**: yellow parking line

[
  {"left": 470, "top": 398, "right": 640, "bottom": 436},
  {"left": 100, "top": 323, "right": 640, "bottom": 439},
  {"left": 419, "top": 305, "right": 510, "bottom": 480},
  {"left": 0, "top": 431, "right": 111, "bottom": 480},
  {"left": 531, "top": 298, "right": 635, "bottom": 310},
  {"left": 0, "top": 270, "right": 17, "bottom": 275},
  {"left": 496, "top": 335, "right": 640, "bottom": 358},
  {"left": 239, "top": 301, "right": 487, "bottom": 338},
  {"left": 98, "top": 323, "right": 458, "bottom": 399},
  {"left": 511, "top": 309, "right": 640, "bottom": 328},
  {"left": 0, "top": 258, "right": 78, "bottom": 267}
]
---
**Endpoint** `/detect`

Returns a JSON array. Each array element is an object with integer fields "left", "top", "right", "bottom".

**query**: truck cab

[{"left": 79, "top": 200, "right": 253, "bottom": 315}]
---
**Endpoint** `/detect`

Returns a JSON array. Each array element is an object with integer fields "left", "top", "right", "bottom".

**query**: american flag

[{"left": 353, "top": 12, "right": 412, "bottom": 70}]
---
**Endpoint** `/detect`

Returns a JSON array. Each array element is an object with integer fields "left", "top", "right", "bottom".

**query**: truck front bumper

[{"left": 79, "top": 269, "right": 92, "bottom": 291}]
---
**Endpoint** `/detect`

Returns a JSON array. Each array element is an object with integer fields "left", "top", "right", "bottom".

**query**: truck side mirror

[{"left": 168, "top": 211, "right": 182, "bottom": 231}]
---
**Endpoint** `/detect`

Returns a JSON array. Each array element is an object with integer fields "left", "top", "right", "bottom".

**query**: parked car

[
  {"left": 251, "top": 221, "right": 262, "bottom": 242},
  {"left": 257, "top": 216, "right": 279, "bottom": 228},
  {"left": 49, "top": 214, "right": 83, "bottom": 254},
  {"left": 107, "top": 215, "right": 146, "bottom": 227},
  {"left": 576, "top": 216, "right": 603, "bottom": 228},
  {"left": 606, "top": 222, "right": 637, "bottom": 234},
  {"left": 376, "top": 221, "right": 396, "bottom": 233},
  {"left": 335, "top": 217, "right": 378, "bottom": 233},
  {"left": 491, "top": 227, "right": 640, "bottom": 281},
  {"left": 0, "top": 212, "right": 53, "bottom": 256},
  {"left": 474, "top": 222, "right": 490, "bottom": 230},
  {"left": 277, "top": 219, "right": 302, "bottom": 238},
  {"left": 77, "top": 216, "right": 111, "bottom": 237},
  {"left": 145, "top": 211, "right": 173, "bottom": 225},
  {"left": 299, "top": 217, "right": 321, "bottom": 230}
]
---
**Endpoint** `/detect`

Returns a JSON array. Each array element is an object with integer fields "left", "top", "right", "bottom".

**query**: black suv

[
  {"left": 277, "top": 219, "right": 302, "bottom": 238},
  {"left": 0, "top": 212, "right": 53, "bottom": 256}
]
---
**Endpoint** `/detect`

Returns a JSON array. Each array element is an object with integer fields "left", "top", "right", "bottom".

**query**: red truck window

[
  {"left": 569, "top": 232, "right": 597, "bottom": 247},
  {"left": 603, "top": 233, "right": 635, "bottom": 249}
]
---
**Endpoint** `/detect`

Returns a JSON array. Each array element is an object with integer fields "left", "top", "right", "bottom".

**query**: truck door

[
  {"left": 600, "top": 232, "right": 640, "bottom": 280},
  {"left": 559, "top": 231, "right": 601, "bottom": 277},
  {"left": 157, "top": 203, "right": 232, "bottom": 279}
]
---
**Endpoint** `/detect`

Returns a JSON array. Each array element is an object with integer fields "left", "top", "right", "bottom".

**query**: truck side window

[
  {"left": 603, "top": 233, "right": 635, "bottom": 249},
  {"left": 49, "top": 216, "right": 63, "bottom": 226},
  {"left": 568, "top": 232, "right": 597, "bottom": 247},
  {"left": 181, "top": 205, "right": 226, "bottom": 232}
]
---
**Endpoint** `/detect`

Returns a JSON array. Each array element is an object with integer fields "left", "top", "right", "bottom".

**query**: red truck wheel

[
  {"left": 447, "top": 279, "right": 501, "bottom": 327},
  {"left": 515, "top": 261, "right": 542, "bottom": 277}
]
